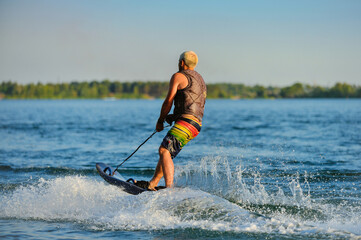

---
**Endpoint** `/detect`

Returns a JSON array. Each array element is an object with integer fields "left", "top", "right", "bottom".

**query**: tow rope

[{"left": 112, "top": 125, "right": 170, "bottom": 175}]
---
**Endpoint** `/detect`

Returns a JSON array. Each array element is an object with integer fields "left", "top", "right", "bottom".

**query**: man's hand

[
  {"left": 165, "top": 114, "right": 176, "bottom": 125},
  {"left": 156, "top": 119, "right": 164, "bottom": 132}
]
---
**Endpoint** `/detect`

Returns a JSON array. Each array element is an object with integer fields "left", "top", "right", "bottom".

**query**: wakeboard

[{"left": 96, "top": 162, "right": 165, "bottom": 195}]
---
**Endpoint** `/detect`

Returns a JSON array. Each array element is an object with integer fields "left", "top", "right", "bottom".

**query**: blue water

[{"left": 0, "top": 99, "right": 360, "bottom": 239}]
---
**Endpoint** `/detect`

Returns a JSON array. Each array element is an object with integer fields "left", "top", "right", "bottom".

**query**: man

[{"left": 134, "top": 51, "right": 206, "bottom": 190}]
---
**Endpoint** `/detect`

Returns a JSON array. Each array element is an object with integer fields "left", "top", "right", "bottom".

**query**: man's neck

[{"left": 183, "top": 66, "right": 194, "bottom": 71}]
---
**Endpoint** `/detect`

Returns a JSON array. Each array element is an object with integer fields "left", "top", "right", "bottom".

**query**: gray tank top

[{"left": 173, "top": 69, "right": 207, "bottom": 122}]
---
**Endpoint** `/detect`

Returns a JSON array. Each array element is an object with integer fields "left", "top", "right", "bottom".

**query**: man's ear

[{"left": 180, "top": 60, "right": 185, "bottom": 67}]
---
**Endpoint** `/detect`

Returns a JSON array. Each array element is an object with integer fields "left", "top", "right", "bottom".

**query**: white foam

[
  {"left": 0, "top": 168, "right": 359, "bottom": 238},
  {"left": 175, "top": 155, "right": 361, "bottom": 238},
  {"left": 0, "top": 176, "right": 259, "bottom": 231}
]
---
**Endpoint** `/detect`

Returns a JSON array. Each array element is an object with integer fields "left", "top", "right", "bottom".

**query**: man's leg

[
  {"left": 159, "top": 146, "right": 174, "bottom": 187},
  {"left": 149, "top": 157, "right": 163, "bottom": 188},
  {"left": 149, "top": 146, "right": 174, "bottom": 189}
]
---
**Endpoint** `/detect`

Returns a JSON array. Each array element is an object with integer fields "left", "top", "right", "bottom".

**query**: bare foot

[{"left": 148, "top": 181, "right": 158, "bottom": 191}]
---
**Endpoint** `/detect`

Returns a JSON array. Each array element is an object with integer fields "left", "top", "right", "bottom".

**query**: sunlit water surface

[{"left": 0, "top": 99, "right": 360, "bottom": 239}]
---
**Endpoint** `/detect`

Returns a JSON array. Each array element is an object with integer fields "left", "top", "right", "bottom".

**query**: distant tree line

[{"left": 0, "top": 80, "right": 360, "bottom": 99}]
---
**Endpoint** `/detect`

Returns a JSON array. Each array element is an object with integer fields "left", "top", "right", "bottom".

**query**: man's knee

[{"left": 159, "top": 146, "right": 170, "bottom": 156}]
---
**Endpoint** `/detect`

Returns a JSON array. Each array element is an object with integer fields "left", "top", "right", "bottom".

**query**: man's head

[{"left": 179, "top": 51, "right": 198, "bottom": 69}]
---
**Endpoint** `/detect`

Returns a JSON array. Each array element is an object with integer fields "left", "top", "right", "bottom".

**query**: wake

[{"left": 0, "top": 156, "right": 360, "bottom": 239}]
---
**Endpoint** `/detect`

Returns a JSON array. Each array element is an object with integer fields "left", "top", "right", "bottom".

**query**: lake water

[{"left": 0, "top": 99, "right": 360, "bottom": 239}]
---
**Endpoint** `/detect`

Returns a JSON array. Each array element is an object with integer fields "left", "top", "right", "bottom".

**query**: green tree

[
  {"left": 281, "top": 83, "right": 305, "bottom": 98},
  {"left": 254, "top": 85, "right": 268, "bottom": 98},
  {"left": 329, "top": 83, "right": 355, "bottom": 98},
  {"left": 1, "top": 80, "right": 360, "bottom": 99}
]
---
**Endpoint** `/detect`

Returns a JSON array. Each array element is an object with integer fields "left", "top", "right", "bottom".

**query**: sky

[{"left": 0, "top": 0, "right": 360, "bottom": 86}]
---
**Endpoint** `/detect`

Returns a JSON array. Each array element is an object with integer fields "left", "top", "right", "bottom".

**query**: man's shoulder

[
  {"left": 181, "top": 69, "right": 204, "bottom": 80},
  {"left": 171, "top": 72, "right": 188, "bottom": 82},
  {"left": 171, "top": 72, "right": 189, "bottom": 90}
]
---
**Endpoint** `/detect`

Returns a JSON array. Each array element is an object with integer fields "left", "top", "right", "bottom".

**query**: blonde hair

[{"left": 179, "top": 51, "right": 198, "bottom": 68}]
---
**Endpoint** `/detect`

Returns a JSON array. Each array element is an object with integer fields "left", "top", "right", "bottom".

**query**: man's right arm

[{"left": 156, "top": 73, "right": 185, "bottom": 132}]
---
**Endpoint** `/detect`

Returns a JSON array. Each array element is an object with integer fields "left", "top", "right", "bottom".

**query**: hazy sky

[{"left": 1, "top": 0, "right": 360, "bottom": 86}]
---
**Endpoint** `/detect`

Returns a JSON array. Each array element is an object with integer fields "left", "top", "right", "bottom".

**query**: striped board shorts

[{"left": 161, "top": 115, "right": 202, "bottom": 158}]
